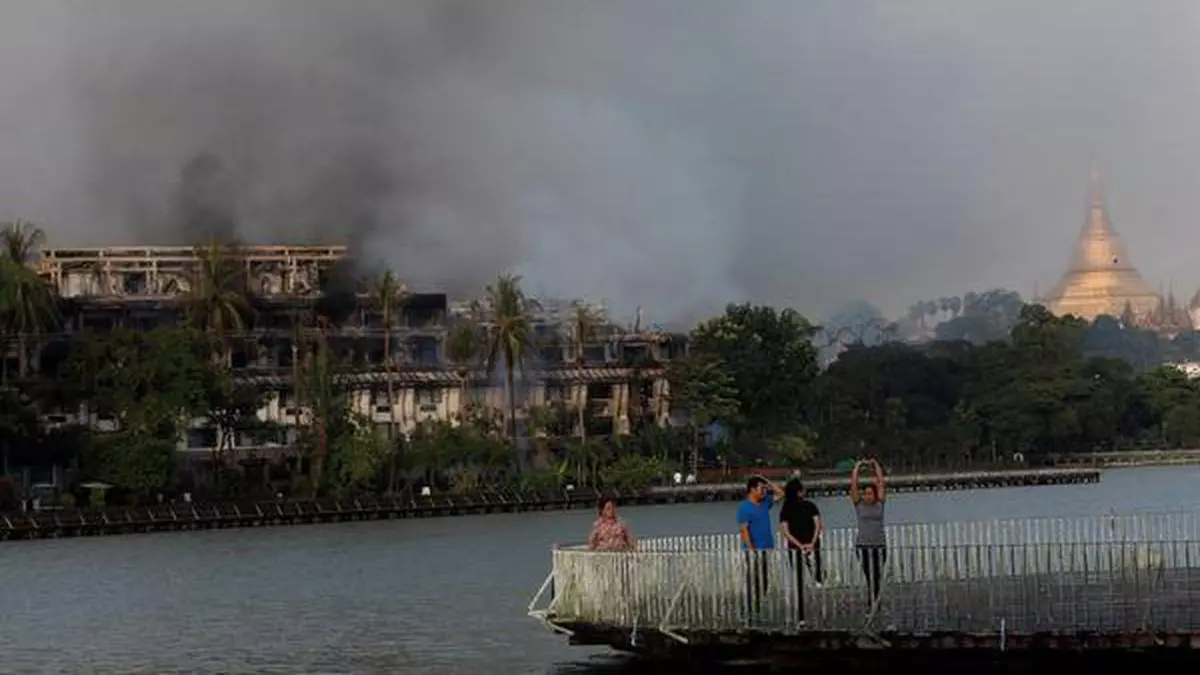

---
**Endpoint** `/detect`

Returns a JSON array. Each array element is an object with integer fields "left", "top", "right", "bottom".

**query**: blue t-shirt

[{"left": 736, "top": 493, "right": 775, "bottom": 550}]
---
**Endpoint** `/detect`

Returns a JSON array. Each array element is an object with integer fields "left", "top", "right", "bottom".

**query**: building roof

[{"left": 234, "top": 365, "right": 665, "bottom": 388}]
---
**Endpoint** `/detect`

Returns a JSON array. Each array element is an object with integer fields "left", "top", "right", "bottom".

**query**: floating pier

[
  {"left": 529, "top": 511, "right": 1200, "bottom": 666},
  {"left": 0, "top": 468, "right": 1098, "bottom": 542}
]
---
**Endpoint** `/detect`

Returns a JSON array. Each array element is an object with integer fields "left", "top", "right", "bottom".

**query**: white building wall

[{"left": 38, "top": 376, "right": 671, "bottom": 453}]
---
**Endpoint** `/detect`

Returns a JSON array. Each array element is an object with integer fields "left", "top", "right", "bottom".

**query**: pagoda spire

[
  {"left": 1042, "top": 164, "right": 1161, "bottom": 321},
  {"left": 1087, "top": 162, "right": 1105, "bottom": 209}
]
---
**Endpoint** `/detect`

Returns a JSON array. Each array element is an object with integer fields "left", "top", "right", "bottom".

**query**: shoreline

[
  {"left": 1046, "top": 449, "right": 1200, "bottom": 468},
  {"left": 0, "top": 467, "right": 1099, "bottom": 542}
]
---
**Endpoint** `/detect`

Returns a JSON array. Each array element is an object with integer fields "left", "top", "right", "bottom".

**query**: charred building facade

[{"left": 30, "top": 245, "right": 686, "bottom": 456}]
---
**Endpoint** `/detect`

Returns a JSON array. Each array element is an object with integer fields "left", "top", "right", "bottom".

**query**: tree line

[
  {"left": 3, "top": 218, "right": 1200, "bottom": 505},
  {"left": 678, "top": 301, "right": 1200, "bottom": 471}
]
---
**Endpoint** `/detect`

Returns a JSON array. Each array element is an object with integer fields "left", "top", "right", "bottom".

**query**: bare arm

[
  {"left": 849, "top": 461, "right": 862, "bottom": 504},
  {"left": 870, "top": 459, "right": 886, "bottom": 502},
  {"left": 587, "top": 524, "right": 600, "bottom": 550},
  {"left": 739, "top": 523, "right": 755, "bottom": 550},
  {"left": 811, "top": 515, "right": 824, "bottom": 545},
  {"left": 769, "top": 481, "right": 784, "bottom": 501},
  {"left": 622, "top": 523, "right": 636, "bottom": 551}
]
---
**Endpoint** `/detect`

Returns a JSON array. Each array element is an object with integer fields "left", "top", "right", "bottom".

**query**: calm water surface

[{"left": 1, "top": 466, "right": 1198, "bottom": 674}]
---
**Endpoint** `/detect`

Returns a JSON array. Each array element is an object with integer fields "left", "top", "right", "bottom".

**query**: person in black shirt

[{"left": 779, "top": 478, "right": 825, "bottom": 625}]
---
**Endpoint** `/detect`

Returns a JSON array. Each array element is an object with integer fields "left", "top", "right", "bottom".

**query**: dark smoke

[
  {"left": 176, "top": 153, "right": 237, "bottom": 244},
  {"left": 0, "top": 1, "right": 1198, "bottom": 324}
]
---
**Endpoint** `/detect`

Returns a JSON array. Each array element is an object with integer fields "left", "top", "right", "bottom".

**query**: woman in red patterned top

[{"left": 588, "top": 498, "right": 636, "bottom": 551}]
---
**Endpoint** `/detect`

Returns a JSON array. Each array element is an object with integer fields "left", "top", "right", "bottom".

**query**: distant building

[
  {"left": 1041, "top": 167, "right": 1194, "bottom": 335},
  {"left": 1042, "top": 167, "right": 1162, "bottom": 323},
  {"left": 26, "top": 243, "right": 687, "bottom": 458}
]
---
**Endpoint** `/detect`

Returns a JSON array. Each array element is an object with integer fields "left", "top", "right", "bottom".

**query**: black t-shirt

[{"left": 780, "top": 498, "right": 821, "bottom": 546}]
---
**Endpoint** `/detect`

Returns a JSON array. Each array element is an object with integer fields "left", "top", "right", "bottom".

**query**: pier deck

[{"left": 529, "top": 512, "right": 1200, "bottom": 663}]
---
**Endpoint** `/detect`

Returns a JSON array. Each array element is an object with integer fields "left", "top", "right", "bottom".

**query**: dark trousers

[
  {"left": 743, "top": 550, "right": 769, "bottom": 617},
  {"left": 787, "top": 546, "right": 806, "bottom": 622},
  {"left": 806, "top": 539, "right": 824, "bottom": 584},
  {"left": 857, "top": 545, "right": 887, "bottom": 602},
  {"left": 787, "top": 540, "right": 824, "bottom": 621}
]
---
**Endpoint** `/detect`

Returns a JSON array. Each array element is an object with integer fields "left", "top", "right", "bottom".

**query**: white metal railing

[
  {"left": 627, "top": 510, "right": 1200, "bottom": 552},
  {"left": 539, "top": 511, "right": 1200, "bottom": 637}
]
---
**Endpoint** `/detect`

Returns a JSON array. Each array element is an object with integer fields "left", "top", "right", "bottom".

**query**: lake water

[{"left": 0, "top": 466, "right": 1198, "bottom": 674}]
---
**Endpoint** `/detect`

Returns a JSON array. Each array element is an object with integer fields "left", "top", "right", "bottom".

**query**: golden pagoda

[{"left": 1043, "top": 167, "right": 1161, "bottom": 322}]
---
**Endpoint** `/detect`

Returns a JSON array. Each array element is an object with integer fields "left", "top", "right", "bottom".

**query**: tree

[
  {"left": 569, "top": 301, "right": 602, "bottom": 441},
  {"left": 688, "top": 303, "right": 820, "bottom": 439},
  {"left": 301, "top": 330, "right": 342, "bottom": 496},
  {"left": 182, "top": 237, "right": 251, "bottom": 365},
  {"left": 819, "top": 300, "right": 895, "bottom": 364},
  {"left": 203, "top": 375, "right": 273, "bottom": 494},
  {"left": 482, "top": 274, "right": 537, "bottom": 461},
  {"left": 0, "top": 221, "right": 60, "bottom": 379},
  {"left": 932, "top": 289, "right": 1025, "bottom": 344},
  {"left": 65, "top": 327, "right": 214, "bottom": 496},
  {"left": 370, "top": 269, "right": 406, "bottom": 491},
  {"left": 446, "top": 318, "right": 482, "bottom": 414},
  {"left": 328, "top": 413, "right": 391, "bottom": 495},
  {"left": 668, "top": 351, "right": 738, "bottom": 469}
]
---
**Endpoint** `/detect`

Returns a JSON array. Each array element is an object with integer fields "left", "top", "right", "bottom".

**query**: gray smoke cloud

[{"left": 1, "top": 1, "right": 1199, "bottom": 325}]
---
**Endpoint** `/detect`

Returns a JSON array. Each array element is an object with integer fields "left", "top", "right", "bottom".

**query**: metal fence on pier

[{"left": 538, "top": 511, "right": 1200, "bottom": 637}]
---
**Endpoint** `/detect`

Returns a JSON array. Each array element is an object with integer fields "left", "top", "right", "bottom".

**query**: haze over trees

[{"left": 3, "top": 221, "right": 1200, "bottom": 504}]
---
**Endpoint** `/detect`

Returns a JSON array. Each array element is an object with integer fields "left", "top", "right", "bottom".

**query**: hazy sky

[{"left": 1, "top": 0, "right": 1199, "bottom": 325}]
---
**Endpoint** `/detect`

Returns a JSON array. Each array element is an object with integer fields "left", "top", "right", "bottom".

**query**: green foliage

[
  {"left": 66, "top": 326, "right": 215, "bottom": 421},
  {"left": 63, "top": 326, "right": 215, "bottom": 493},
  {"left": 408, "top": 417, "right": 512, "bottom": 492},
  {"left": 690, "top": 303, "right": 820, "bottom": 435},
  {"left": 18, "top": 257, "right": 1200, "bottom": 502},
  {"left": 82, "top": 431, "right": 176, "bottom": 496},
  {"left": 599, "top": 454, "right": 671, "bottom": 491},
  {"left": 767, "top": 430, "right": 817, "bottom": 466},
  {"left": 328, "top": 415, "right": 391, "bottom": 494},
  {"left": 813, "top": 304, "right": 1200, "bottom": 465},
  {"left": 668, "top": 352, "right": 739, "bottom": 428},
  {"left": 483, "top": 273, "right": 538, "bottom": 450}
]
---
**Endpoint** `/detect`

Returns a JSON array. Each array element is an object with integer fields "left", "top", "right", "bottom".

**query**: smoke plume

[{"left": 1, "top": 1, "right": 1199, "bottom": 325}]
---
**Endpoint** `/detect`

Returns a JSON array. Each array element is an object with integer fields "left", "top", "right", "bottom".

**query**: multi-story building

[{"left": 30, "top": 244, "right": 687, "bottom": 457}]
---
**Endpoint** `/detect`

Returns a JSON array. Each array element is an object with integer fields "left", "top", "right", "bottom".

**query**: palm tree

[
  {"left": 446, "top": 319, "right": 481, "bottom": 416},
  {"left": 182, "top": 237, "right": 250, "bottom": 365},
  {"left": 304, "top": 326, "right": 340, "bottom": 496},
  {"left": 0, "top": 221, "right": 60, "bottom": 379},
  {"left": 482, "top": 274, "right": 536, "bottom": 459},
  {"left": 370, "top": 270, "right": 406, "bottom": 441},
  {"left": 0, "top": 221, "right": 44, "bottom": 263},
  {"left": 568, "top": 301, "right": 601, "bottom": 443},
  {"left": 371, "top": 270, "right": 406, "bottom": 493}
]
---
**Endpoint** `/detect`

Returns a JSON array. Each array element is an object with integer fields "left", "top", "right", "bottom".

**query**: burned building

[{"left": 30, "top": 244, "right": 686, "bottom": 455}]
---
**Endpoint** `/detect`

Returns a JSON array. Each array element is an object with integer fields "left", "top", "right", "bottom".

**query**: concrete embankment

[{"left": 0, "top": 468, "right": 1099, "bottom": 542}]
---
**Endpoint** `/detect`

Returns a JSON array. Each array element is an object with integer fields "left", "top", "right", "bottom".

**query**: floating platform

[
  {"left": 529, "top": 511, "right": 1200, "bottom": 666},
  {"left": 0, "top": 468, "right": 1099, "bottom": 542}
]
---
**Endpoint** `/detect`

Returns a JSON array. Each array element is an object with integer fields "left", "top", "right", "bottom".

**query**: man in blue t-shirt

[{"left": 737, "top": 475, "right": 783, "bottom": 620}]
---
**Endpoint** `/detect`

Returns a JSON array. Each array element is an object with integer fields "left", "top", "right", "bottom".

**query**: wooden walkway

[{"left": 530, "top": 511, "right": 1200, "bottom": 661}]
